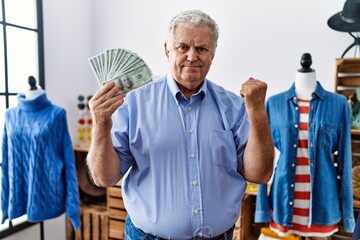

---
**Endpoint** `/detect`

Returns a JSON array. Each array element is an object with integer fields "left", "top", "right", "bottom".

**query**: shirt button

[
  {"left": 293, "top": 144, "right": 297, "bottom": 148},
  {"left": 291, "top": 163, "right": 295, "bottom": 167},
  {"left": 188, "top": 107, "right": 192, "bottom": 111},
  {"left": 193, "top": 210, "right": 199, "bottom": 215},
  {"left": 189, "top": 129, "right": 193, "bottom": 134},
  {"left": 294, "top": 124, "right": 298, "bottom": 128},
  {"left": 290, "top": 184, "right": 294, "bottom": 188},
  {"left": 289, "top": 202, "right": 293, "bottom": 205},
  {"left": 191, "top": 154, "right": 196, "bottom": 159},
  {"left": 295, "top": 107, "right": 299, "bottom": 110},
  {"left": 192, "top": 181, "right": 198, "bottom": 186}
]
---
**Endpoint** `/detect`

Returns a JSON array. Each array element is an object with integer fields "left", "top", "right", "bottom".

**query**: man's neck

[{"left": 176, "top": 81, "right": 203, "bottom": 100}]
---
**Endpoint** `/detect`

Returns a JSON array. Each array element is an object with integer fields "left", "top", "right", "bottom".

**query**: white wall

[
  {"left": 44, "top": 0, "right": 353, "bottom": 141},
  {"left": 42, "top": 0, "right": 95, "bottom": 143},
  {"left": 3, "top": 224, "right": 40, "bottom": 240},
  {"left": 31, "top": 0, "right": 352, "bottom": 239},
  {"left": 90, "top": 0, "right": 352, "bottom": 99},
  {"left": 2, "top": 217, "right": 66, "bottom": 240}
]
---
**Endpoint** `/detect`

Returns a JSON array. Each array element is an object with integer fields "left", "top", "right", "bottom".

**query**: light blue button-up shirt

[{"left": 111, "top": 74, "right": 249, "bottom": 239}]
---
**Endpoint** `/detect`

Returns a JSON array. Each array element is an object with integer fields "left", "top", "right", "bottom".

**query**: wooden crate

[
  {"left": 107, "top": 182, "right": 127, "bottom": 240},
  {"left": 232, "top": 216, "right": 241, "bottom": 240},
  {"left": 236, "top": 193, "right": 267, "bottom": 240},
  {"left": 67, "top": 205, "right": 109, "bottom": 240}
]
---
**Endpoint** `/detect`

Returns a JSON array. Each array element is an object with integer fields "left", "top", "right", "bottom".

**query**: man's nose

[{"left": 187, "top": 48, "right": 198, "bottom": 62}]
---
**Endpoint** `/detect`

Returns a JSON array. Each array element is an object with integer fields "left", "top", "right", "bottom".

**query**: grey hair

[{"left": 167, "top": 9, "right": 219, "bottom": 49}]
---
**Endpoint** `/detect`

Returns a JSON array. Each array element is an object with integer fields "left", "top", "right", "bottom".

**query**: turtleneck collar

[{"left": 17, "top": 91, "right": 52, "bottom": 111}]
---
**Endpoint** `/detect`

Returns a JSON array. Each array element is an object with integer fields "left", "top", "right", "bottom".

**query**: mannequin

[
  {"left": 255, "top": 53, "right": 355, "bottom": 238},
  {"left": 1, "top": 79, "right": 81, "bottom": 229},
  {"left": 294, "top": 53, "right": 317, "bottom": 100},
  {"left": 25, "top": 76, "right": 44, "bottom": 99}
]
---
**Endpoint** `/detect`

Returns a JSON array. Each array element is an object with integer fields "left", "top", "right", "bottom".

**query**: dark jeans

[
  {"left": 124, "top": 215, "right": 234, "bottom": 240},
  {"left": 353, "top": 214, "right": 360, "bottom": 240}
]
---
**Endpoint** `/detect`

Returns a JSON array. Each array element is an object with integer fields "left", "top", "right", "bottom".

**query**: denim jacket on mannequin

[{"left": 255, "top": 82, "right": 355, "bottom": 232}]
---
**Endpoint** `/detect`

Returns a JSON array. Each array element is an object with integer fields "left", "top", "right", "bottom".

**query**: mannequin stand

[{"left": 341, "top": 32, "right": 360, "bottom": 58}]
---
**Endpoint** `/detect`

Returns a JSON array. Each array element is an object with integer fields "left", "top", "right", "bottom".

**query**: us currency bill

[{"left": 88, "top": 48, "right": 153, "bottom": 94}]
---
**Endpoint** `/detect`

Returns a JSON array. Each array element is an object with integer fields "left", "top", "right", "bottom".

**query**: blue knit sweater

[{"left": 1, "top": 92, "right": 81, "bottom": 229}]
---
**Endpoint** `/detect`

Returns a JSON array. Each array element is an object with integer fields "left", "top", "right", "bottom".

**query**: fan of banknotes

[{"left": 88, "top": 48, "right": 153, "bottom": 94}]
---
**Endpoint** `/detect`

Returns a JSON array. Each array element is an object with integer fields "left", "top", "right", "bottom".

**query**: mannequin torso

[
  {"left": 294, "top": 53, "right": 317, "bottom": 100},
  {"left": 25, "top": 88, "right": 44, "bottom": 99},
  {"left": 294, "top": 70, "right": 317, "bottom": 100}
]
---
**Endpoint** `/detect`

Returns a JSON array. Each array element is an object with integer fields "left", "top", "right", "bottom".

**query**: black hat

[{"left": 328, "top": 0, "right": 360, "bottom": 32}]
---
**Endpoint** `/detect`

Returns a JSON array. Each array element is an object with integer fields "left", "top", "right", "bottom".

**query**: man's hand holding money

[
  {"left": 89, "top": 81, "right": 125, "bottom": 133},
  {"left": 88, "top": 48, "right": 153, "bottom": 95}
]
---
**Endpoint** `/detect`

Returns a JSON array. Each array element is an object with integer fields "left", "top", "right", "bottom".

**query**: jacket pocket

[{"left": 319, "top": 123, "right": 337, "bottom": 147}]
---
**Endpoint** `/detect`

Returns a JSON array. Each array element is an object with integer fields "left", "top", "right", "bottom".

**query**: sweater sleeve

[
  {"left": 61, "top": 112, "right": 81, "bottom": 230},
  {"left": 1, "top": 121, "right": 9, "bottom": 223}
]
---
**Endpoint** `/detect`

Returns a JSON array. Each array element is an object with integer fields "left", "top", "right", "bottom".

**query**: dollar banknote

[{"left": 88, "top": 48, "right": 153, "bottom": 94}]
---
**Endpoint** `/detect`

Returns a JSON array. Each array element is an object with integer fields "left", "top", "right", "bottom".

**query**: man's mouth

[{"left": 183, "top": 65, "right": 201, "bottom": 69}]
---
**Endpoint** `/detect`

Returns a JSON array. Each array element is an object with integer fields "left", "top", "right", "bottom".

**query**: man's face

[{"left": 164, "top": 23, "right": 215, "bottom": 96}]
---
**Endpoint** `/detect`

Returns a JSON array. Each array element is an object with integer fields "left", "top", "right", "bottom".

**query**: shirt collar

[
  {"left": 285, "top": 81, "right": 326, "bottom": 101},
  {"left": 166, "top": 74, "right": 207, "bottom": 105}
]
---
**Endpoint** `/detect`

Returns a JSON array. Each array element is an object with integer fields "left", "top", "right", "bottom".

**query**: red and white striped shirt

[{"left": 270, "top": 99, "right": 338, "bottom": 237}]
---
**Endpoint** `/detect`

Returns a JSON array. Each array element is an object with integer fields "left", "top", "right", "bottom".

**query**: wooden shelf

[
  {"left": 334, "top": 58, "right": 360, "bottom": 167},
  {"left": 352, "top": 129, "right": 360, "bottom": 135},
  {"left": 69, "top": 147, "right": 126, "bottom": 240},
  {"left": 107, "top": 184, "right": 126, "bottom": 240},
  {"left": 73, "top": 144, "right": 90, "bottom": 152},
  {"left": 334, "top": 58, "right": 360, "bottom": 98},
  {"left": 334, "top": 58, "right": 360, "bottom": 239}
]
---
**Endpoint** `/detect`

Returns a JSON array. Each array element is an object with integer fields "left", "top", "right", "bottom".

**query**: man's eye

[
  {"left": 196, "top": 47, "right": 207, "bottom": 53},
  {"left": 178, "top": 46, "right": 189, "bottom": 52}
]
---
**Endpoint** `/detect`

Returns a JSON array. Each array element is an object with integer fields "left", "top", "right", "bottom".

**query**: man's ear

[
  {"left": 211, "top": 48, "right": 216, "bottom": 60},
  {"left": 164, "top": 42, "right": 170, "bottom": 60},
  {"left": 211, "top": 52, "right": 215, "bottom": 61}
]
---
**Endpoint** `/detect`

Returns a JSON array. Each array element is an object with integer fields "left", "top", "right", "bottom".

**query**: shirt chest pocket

[
  {"left": 319, "top": 123, "right": 338, "bottom": 148},
  {"left": 208, "top": 130, "right": 237, "bottom": 171}
]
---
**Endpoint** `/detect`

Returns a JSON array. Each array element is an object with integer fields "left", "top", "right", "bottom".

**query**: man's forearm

[
  {"left": 87, "top": 126, "right": 122, "bottom": 187},
  {"left": 242, "top": 109, "right": 274, "bottom": 184}
]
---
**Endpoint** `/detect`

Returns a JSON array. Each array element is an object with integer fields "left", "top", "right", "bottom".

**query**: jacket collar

[{"left": 284, "top": 81, "right": 326, "bottom": 101}]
